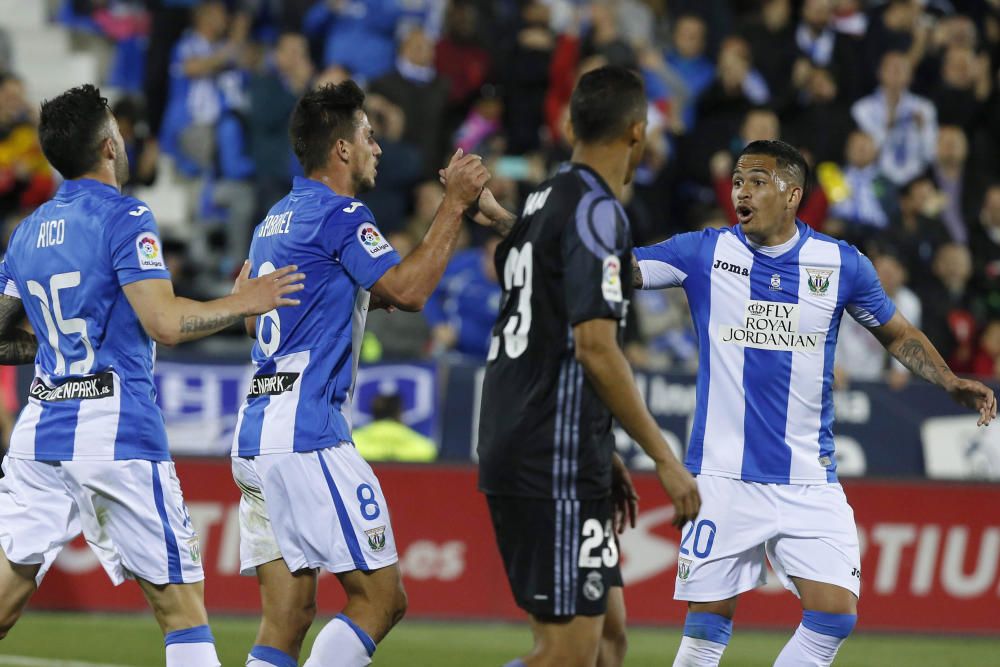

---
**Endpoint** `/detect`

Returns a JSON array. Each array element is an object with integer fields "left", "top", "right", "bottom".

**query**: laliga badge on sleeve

[
  {"left": 602, "top": 255, "right": 623, "bottom": 303},
  {"left": 135, "top": 232, "right": 166, "bottom": 270},
  {"left": 357, "top": 224, "right": 394, "bottom": 259}
]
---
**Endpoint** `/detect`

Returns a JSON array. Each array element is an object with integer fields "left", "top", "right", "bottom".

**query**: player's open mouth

[{"left": 736, "top": 205, "right": 754, "bottom": 223}]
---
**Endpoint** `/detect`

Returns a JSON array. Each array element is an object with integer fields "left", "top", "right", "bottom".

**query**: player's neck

[
  {"left": 78, "top": 166, "right": 120, "bottom": 192},
  {"left": 570, "top": 144, "right": 629, "bottom": 200},
  {"left": 745, "top": 220, "right": 798, "bottom": 248},
  {"left": 307, "top": 170, "right": 355, "bottom": 197}
]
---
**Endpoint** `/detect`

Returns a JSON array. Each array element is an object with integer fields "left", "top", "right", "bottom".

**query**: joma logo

[{"left": 713, "top": 259, "right": 749, "bottom": 276}]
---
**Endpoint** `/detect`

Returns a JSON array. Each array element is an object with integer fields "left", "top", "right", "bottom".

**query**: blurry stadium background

[{"left": 1, "top": 0, "right": 1000, "bottom": 665}]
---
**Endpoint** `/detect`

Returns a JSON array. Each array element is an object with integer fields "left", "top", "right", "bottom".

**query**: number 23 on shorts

[{"left": 578, "top": 518, "right": 619, "bottom": 568}]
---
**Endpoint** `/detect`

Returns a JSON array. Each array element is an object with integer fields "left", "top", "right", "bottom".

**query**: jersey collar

[
  {"left": 56, "top": 178, "right": 120, "bottom": 199},
  {"left": 563, "top": 162, "right": 615, "bottom": 197},
  {"left": 292, "top": 176, "right": 341, "bottom": 197},
  {"left": 733, "top": 219, "right": 812, "bottom": 260}
]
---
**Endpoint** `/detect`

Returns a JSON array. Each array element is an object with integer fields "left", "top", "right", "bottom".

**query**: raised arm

[
  {"left": 0, "top": 295, "right": 37, "bottom": 364},
  {"left": 467, "top": 187, "right": 517, "bottom": 238},
  {"left": 437, "top": 165, "right": 517, "bottom": 238},
  {"left": 123, "top": 262, "right": 304, "bottom": 346},
  {"left": 870, "top": 310, "right": 997, "bottom": 426},
  {"left": 574, "top": 318, "right": 700, "bottom": 528},
  {"left": 370, "top": 151, "right": 489, "bottom": 311}
]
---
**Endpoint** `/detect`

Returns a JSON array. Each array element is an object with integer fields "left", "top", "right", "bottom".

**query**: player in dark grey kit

[{"left": 474, "top": 66, "right": 701, "bottom": 667}]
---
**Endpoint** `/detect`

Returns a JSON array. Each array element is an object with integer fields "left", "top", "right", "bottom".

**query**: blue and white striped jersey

[
  {"left": 1, "top": 179, "right": 172, "bottom": 461},
  {"left": 634, "top": 221, "right": 896, "bottom": 484},
  {"left": 233, "top": 177, "right": 401, "bottom": 457}
]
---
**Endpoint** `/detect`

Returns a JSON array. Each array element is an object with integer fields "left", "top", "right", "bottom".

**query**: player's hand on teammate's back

[
  {"left": 947, "top": 377, "right": 998, "bottom": 427},
  {"left": 656, "top": 460, "right": 701, "bottom": 529},
  {"left": 233, "top": 260, "right": 306, "bottom": 314},
  {"left": 441, "top": 148, "right": 490, "bottom": 207},
  {"left": 611, "top": 453, "right": 639, "bottom": 533}
]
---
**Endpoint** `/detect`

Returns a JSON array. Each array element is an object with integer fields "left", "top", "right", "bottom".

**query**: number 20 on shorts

[{"left": 679, "top": 519, "right": 717, "bottom": 559}]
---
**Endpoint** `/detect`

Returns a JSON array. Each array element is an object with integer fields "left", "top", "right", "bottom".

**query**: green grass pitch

[{"left": 1, "top": 613, "right": 998, "bottom": 666}]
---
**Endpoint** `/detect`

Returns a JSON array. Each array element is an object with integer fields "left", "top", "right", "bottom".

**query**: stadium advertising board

[
  {"left": 28, "top": 463, "right": 1000, "bottom": 633},
  {"left": 441, "top": 365, "right": 1000, "bottom": 480},
  {"left": 88, "top": 358, "right": 1000, "bottom": 479},
  {"left": 144, "top": 360, "right": 439, "bottom": 455}
]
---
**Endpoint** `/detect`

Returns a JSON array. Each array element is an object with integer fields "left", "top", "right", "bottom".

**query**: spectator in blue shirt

[
  {"left": 159, "top": 0, "right": 246, "bottom": 176},
  {"left": 425, "top": 235, "right": 502, "bottom": 360},
  {"left": 665, "top": 14, "right": 715, "bottom": 132},
  {"left": 303, "top": 0, "right": 405, "bottom": 85}
]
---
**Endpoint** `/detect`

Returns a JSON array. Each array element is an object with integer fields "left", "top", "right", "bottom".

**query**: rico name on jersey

[{"left": 1, "top": 179, "right": 171, "bottom": 461}]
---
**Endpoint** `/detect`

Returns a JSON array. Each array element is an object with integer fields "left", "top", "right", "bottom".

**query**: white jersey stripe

[
  {"left": 259, "top": 350, "right": 311, "bottom": 448},
  {"left": 340, "top": 288, "right": 371, "bottom": 435},
  {"left": 786, "top": 238, "right": 842, "bottom": 481},
  {"left": 73, "top": 371, "right": 122, "bottom": 460},
  {"left": 702, "top": 235, "right": 753, "bottom": 475}
]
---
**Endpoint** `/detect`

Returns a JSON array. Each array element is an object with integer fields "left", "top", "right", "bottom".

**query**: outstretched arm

[
  {"left": 0, "top": 295, "right": 36, "bottom": 364},
  {"left": 371, "top": 150, "right": 489, "bottom": 311},
  {"left": 870, "top": 311, "right": 997, "bottom": 426},
  {"left": 124, "top": 262, "right": 304, "bottom": 346}
]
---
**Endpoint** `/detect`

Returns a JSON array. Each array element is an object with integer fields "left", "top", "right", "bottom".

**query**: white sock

[
  {"left": 247, "top": 644, "right": 297, "bottom": 666},
  {"left": 673, "top": 611, "right": 731, "bottom": 667},
  {"left": 773, "top": 624, "right": 847, "bottom": 667},
  {"left": 673, "top": 636, "right": 728, "bottom": 667},
  {"left": 164, "top": 625, "right": 220, "bottom": 667},
  {"left": 304, "top": 613, "right": 375, "bottom": 667}
]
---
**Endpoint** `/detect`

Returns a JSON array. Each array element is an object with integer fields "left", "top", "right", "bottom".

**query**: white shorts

[
  {"left": 674, "top": 475, "right": 861, "bottom": 602},
  {"left": 232, "top": 443, "right": 398, "bottom": 576},
  {"left": 0, "top": 457, "right": 203, "bottom": 587}
]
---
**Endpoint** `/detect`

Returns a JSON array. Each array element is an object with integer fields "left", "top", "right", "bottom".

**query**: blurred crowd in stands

[{"left": 1, "top": 0, "right": 1000, "bottom": 390}]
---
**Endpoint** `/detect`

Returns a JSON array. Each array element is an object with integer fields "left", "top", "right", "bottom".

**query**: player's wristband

[{"left": 462, "top": 189, "right": 483, "bottom": 223}]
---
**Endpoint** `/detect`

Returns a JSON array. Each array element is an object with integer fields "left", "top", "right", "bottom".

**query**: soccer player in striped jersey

[
  {"left": 475, "top": 66, "right": 700, "bottom": 667},
  {"left": 632, "top": 140, "right": 997, "bottom": 667},
  {"left": 230, "top": 81, "right": 488, "bottom": 667},
  {"left": 0, "top": 85, "right": 304, "bottom": 666}
]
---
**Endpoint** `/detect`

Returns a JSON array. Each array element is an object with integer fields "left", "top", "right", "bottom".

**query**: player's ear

[
  {"left": 564, "top": 117, "right": 576, "bottom": 145},
  {"left": 334, "top": 137, "right": 350, "bottom": 164},
  {"left": 787, "top": 182, "right": 803, "bottom": 209},
  {"left": 628, "top": 120, "right": 646, "bottom": 146},
  {"left": 101, "top": 135, "right": 116, "bottom": 161}
]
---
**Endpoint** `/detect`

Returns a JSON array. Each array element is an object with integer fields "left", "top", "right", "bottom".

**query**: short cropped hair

[
  {"left": 289, "top": 80, "right": 366, "bottom": 174},
  {"left": 737, "top": 140, "right": 809, "bottom": 187},
  {"left": 39, "top": 84, "right": 112, "bottom": 179},
  {"left": 569, "top": 66, "right": 647, "bottom": 144}
]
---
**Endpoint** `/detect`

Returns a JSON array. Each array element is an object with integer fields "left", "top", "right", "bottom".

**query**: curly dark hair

[
  {"left": 39, "top": 84, "right": 112, "bottom": 180},
  {"left": 289, "top": 80, "right": 366, "bottom": 174}
]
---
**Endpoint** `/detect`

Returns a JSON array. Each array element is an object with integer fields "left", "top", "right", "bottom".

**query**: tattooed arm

[
  {"left": 0, "top": 295, "right": 37, "bottom": 364},
  {"left": 123, "top": 262, "right": 304, "bottom": 345},
  {"left": 871, "top": 311, "right": 997, "bottom": 426},
  {"left": 631, "top": 254, "right": 643, "bottom": 288},
  {"left": 465, "top": 187, "right": 517, "bottom": 238}
]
